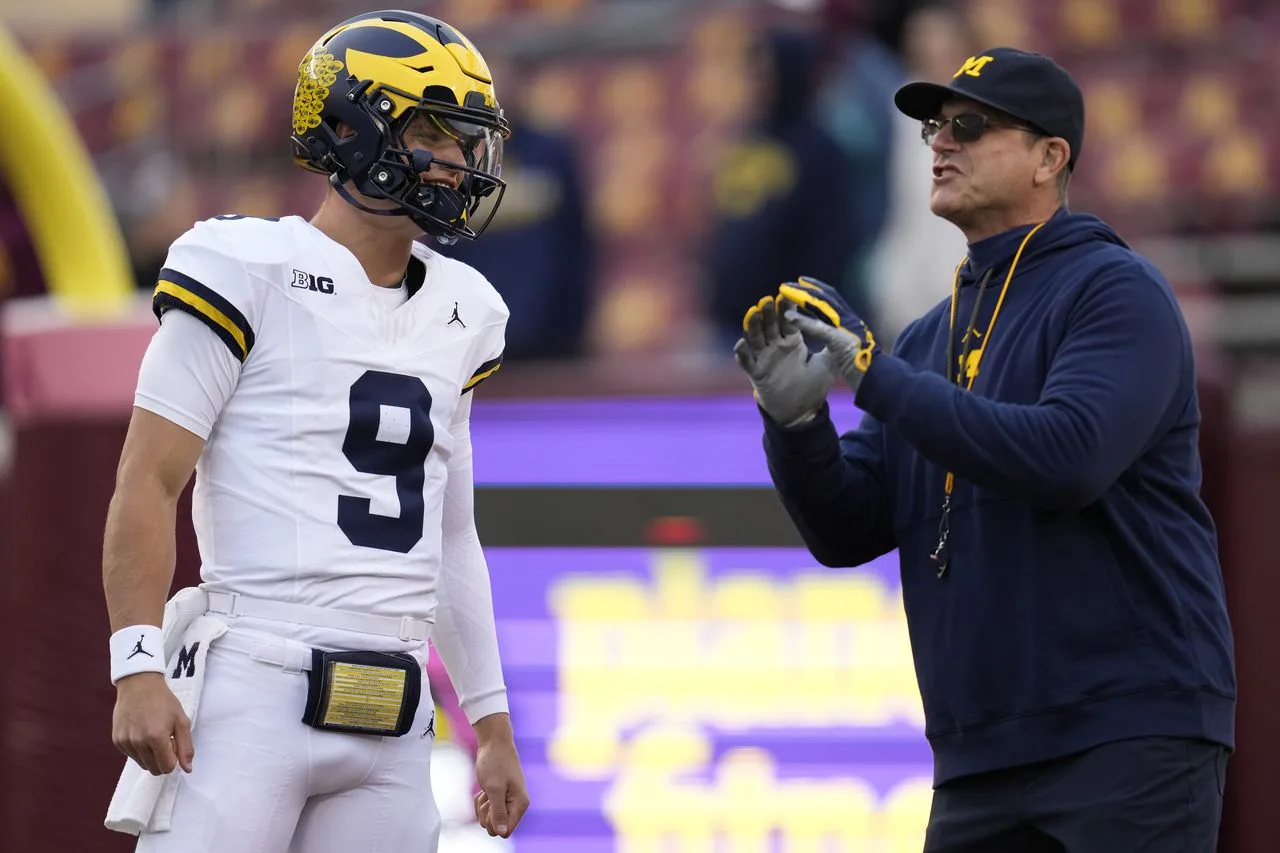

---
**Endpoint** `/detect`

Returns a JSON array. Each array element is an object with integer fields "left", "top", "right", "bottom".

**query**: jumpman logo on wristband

[{"left": 127, "top": 637, "right": 154, "bottom": 659}]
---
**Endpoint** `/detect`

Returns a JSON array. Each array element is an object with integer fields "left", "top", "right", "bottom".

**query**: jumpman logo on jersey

[
  {"left": 448, "top": 302, "right": 466, "bottom": 328},
  {"left": 127, "top": 638, "right": 154, "bottom": 659}
]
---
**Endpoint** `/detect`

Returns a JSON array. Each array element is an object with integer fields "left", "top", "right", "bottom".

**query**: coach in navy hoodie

[{"left": 735, "top": 48, "right": 1235, "bottom": 852}]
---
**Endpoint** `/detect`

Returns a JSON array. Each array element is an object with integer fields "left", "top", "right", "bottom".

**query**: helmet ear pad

[{"left": 293, "top": 91, "right": 391, "bottom": 194}]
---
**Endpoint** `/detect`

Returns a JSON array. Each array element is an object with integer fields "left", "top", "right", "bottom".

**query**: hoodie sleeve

[
  {"left": 763, "top": 403, "right": 896, "bottom": 568},
  {"left": 854, "top": 259, "right": 1187, "bottom": 512}
]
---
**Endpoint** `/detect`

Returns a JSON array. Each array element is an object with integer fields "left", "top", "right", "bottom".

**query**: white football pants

[{"left": 136, "top": 628, "right": 441, "bottom": 853}]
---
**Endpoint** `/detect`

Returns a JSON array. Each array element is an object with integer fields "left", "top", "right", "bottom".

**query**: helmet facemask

[{"left": 326, "top": 83, "right": 506, "bottom": 244}]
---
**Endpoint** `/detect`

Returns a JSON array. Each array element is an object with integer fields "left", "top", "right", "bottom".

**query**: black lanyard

[
  {"left": 929, "top": 222, "right": 1047, "bottom": 578},
  {"left": 930, "top": 267, "right": 994, "bottom": 576}
]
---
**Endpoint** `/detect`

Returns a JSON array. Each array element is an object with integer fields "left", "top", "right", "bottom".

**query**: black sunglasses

[{"left": 921, "top": 113, "right": 1043, "bottom": 145}]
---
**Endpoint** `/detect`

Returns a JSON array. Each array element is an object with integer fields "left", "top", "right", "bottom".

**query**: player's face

[
  {"left": 401, "top": 113, "right": 467, "bottom": 189},
  {"left": 926, "top": 98, "right": 1044, "bottom": 227}
]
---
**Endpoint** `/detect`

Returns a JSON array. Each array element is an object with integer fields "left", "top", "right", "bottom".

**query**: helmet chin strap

[
  {"left": 329, "top": 173, "right": 408, "bottom": 218},
  {"left": 329, "top": 155, "right": 470, "bottom": 242},
  {"left": 403, "top": 149, "right": 470, "bottom": 233}
]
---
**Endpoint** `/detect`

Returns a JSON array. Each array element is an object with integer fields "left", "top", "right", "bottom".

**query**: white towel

[
  {"left": 104, "top": 610, "right": 227, "bottom": 835},
  {"left": 160, "top": 587, "right": 211, "bottom": 664}
]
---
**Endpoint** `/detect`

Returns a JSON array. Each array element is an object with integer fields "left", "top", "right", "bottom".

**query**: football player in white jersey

[{"left": 102, "top": 11, "right": 527, "bottom": 851}]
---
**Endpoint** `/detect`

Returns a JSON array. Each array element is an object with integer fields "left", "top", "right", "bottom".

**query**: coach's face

[{"left": 928, "top": 97, "right": 1043, "bottom": 226}]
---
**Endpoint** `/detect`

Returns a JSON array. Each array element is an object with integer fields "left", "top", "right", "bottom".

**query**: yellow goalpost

[{"left": 0, "top": 22, "right": 134, "bottom": 314}]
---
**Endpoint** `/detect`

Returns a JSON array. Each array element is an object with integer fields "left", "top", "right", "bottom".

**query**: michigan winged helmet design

[{"left": 290, "top": 10, "right": 510, "bottom": 243}]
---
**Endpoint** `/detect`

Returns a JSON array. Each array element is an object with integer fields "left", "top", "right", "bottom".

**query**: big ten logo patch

[{"left": 292, "top": 269, "right": 335, "bottom": 294}]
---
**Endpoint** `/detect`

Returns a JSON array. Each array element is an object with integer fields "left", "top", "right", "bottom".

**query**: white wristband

[{"left": 109, "top": 625, "right": 166, "bottom": 684}]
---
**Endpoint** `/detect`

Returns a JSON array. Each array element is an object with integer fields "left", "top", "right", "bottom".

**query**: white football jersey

[{"left": 149, "top": 214, "right": 507, "bottom": 625}]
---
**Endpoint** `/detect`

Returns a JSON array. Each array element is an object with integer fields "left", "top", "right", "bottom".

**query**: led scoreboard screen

[{"left": 463, "top": 396, "right": 932, "bottom": 852}]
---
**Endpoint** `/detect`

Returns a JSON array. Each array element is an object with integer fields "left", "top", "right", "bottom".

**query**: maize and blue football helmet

[{"left": 290, "top": 10, "right": 509, "bottom": 244}]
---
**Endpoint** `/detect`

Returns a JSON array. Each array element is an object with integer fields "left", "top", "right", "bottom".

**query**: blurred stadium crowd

[{"left": 4, "top": 0, "right": 1277, "bottom": 377}]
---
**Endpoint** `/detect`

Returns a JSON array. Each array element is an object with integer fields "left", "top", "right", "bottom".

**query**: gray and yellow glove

[
  {"left": 777, "top": 277, "right": 879, "bottom": 395},
  {"left": 733, "top": 294, "right": 835, "bottom": 426}
]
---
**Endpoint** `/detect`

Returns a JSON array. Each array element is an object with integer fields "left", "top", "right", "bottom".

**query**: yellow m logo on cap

[{"left": 954, "top": 55, "right": 995, "bottom": 78}]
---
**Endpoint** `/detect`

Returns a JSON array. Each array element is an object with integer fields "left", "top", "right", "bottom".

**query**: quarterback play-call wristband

[{"left": 109, "top": 625, "right": 166, "bottom": 684}]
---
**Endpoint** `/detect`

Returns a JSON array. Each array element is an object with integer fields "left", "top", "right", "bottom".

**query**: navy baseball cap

[{"left": 894, "top": 47, "right": 1085, "bottom": 170}]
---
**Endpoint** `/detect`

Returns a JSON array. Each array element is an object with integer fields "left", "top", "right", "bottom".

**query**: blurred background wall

[{"left": 0, "top": 0, "right": 1277, "bottom": 850}]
